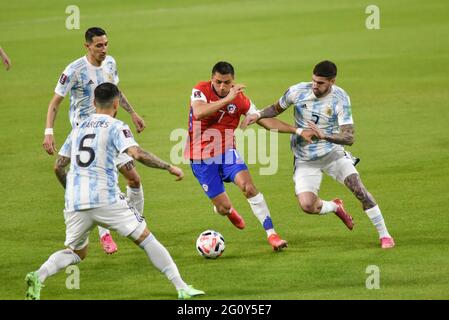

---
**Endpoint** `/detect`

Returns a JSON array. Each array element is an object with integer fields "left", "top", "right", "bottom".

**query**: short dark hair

[
  {"left": 212, "top": 61, "right": 235, "bottom": 76},
  {"left": 94, "top": 83, "right": 119, "bottom": 108},
  {"left": 85, "top": 27, "right": 106, "bottom": 43},
  {"left": 313, "top": 60, "right": 337, "bottom": 79}
]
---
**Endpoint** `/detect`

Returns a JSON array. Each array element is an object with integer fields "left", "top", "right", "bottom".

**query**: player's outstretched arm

[
  {"left": 0, "top": 47, "right": 11, "bottom": 70},
  {"left": 192, "top": 84, "right": 245, "bottom": 120},
  {"left": 240, "top": 101, "right": 285, "bottom": 129},
  {"left": 54, "top": 156, "right": 71, "bottom": 188},
  {"left": 126, "top": 146, "right": 184, "bottom": 181},
  {"left": 257, "top": 118, "right": 316, "bottom": 144},
  {"left": 119, "top": 91, "right": 146, "bottom": 133},
  {"left": 43, "top": 94, "right": 65, "bottom": 155},
  {"left": 257, "top": 118, "right": 296, "bottom": 134},
  {"left": 308, "top": 121, "right": 355, "bottom": 146}
]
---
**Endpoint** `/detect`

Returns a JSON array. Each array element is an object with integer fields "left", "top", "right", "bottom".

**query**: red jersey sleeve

[
  {"left": 237, "top": 93, "right": 251, "bottom": 115},
  {"left": 191, "top": 82, "right": 211, "bottom": 103}
]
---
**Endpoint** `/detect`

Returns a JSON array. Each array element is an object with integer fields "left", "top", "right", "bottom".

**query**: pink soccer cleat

[
  {"left": 267, "top": 234, "right": 288, "bottom": 251},
  {"left": 332, "top": 198, "right": 354, "bottom": 230},
  {"left": 100, "top": 233, "right": 118, "bottom": 254},
  {"left": 227, "top": 209, "right": 246, "bottom": 230},
  {"left": 380, "top": 237, "right": 395, "bottom": 249}
]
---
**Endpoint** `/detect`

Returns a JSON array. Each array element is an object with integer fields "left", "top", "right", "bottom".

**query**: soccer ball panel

[{"left": 196, "top": 230, "right": 225, "bottom": 259}]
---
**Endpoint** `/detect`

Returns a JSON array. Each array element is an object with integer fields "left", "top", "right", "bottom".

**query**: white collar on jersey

[{"left": 83, "top": 55, "right": 105, "bottom": 69}]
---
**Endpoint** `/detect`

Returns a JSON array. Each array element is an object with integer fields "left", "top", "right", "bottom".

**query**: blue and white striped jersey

[
  {"left": 59, "top": 114, "right": 138, "bottom": 211},
  {"left": 55, "top": 56, "right": 119, "bottom": 128},
  {"left": 279, "top": 82, "right": 353, "bottom": 161}
]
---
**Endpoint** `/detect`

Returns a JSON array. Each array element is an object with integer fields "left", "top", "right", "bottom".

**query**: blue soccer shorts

[{"left": 190, "top": 149, "right": 248, "bottom": 199}]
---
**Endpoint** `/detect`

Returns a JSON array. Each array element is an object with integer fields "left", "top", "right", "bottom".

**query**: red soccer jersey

[{"left": 185, "top": 81, "right": 252, "bottom": 160}]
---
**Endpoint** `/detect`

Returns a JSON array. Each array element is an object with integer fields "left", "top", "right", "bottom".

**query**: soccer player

[
  {"left": 0, "top": 46, "right": 11, "bottom": 70},
  {"left": 25, "top": 83, "right": 204, "bottom": 300},
  {"left": 42, "top": 27, "right": 147, "bottom": 254},
  {"left": 186, "top": 61, "right": 314, "bottom": 251},
  {"left": 242, "top": 60, "right": 395, "bottom": 249}
]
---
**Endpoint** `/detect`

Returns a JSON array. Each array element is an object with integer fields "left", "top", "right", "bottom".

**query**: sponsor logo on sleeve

[
  {"left": 193, "top": 90, "right": 202, "bottom": 98},
  {"left": 59, "top": 73, "right": 68, "bottom": 85},
  {"left": 122, "top": 129, "right": 133, "bottom": 138}
]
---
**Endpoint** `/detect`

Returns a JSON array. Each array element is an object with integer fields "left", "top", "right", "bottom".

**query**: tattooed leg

[
  {"left": 344, "top": 173, "right": 376, "bottom": 210},
  {"left": 345, "top": 173, "right": 393, "bottom": 242}
]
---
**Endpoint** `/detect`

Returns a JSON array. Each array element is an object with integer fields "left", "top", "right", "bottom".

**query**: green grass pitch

[{"left": 0, "top": 0, "right": 448, "bottom": 300}]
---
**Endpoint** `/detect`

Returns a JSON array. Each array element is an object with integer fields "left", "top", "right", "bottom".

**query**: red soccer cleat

[
  {"left": 100, "top": 233, "right": 118, "bottom": 254},
  {"left": 380, "top": 236, "right": 395, "bottom": 249},
  {"left": 227, "top": 209, "right": 246, "bottom": 230},
  {"left": 332, "top": 198, "right": 354, "bottom": 230},
  {"left": 267, "top": 234, "right": 288, "bottom": 251}
]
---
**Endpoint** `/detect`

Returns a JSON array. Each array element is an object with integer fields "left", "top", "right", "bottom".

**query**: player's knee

[
  {"left": 73, "top": 247, "right": 87, "bottom": 260},
  {"left": 241, "top": 182, "right": 258, "bottom": 198},
  {"left": 134, "top": 228, "right": 150, "bottom": 245},
  {"left": 77, "top": 253, "right": 87, "bottom": 260},
  {"left": 299, "top": 202, "right": 316, "bottom": 214}
]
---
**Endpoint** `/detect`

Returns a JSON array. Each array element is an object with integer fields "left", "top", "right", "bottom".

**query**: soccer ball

[{"left": 196, "top": 230, "right": 225, "bottom": 259}]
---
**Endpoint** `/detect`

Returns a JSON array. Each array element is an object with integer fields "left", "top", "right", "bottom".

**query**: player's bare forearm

[
  {"left": 46, "top": 94, "right": 64, "bottom": 128},
  {"left": 324, "top": 124, "right": 355, "bottom": 146},
  {"left": 54, "top": 156, "right": 70, "bottom": 188},
  {"left": 119, "top": 91, "right": 146, "bottom": 132},
  {"left": 192, "top": 99, "right": 229, "bottom": 120},
  {"left": 192, "top": 84, "right": 245, "bottom": 120},
  {"left": 240, "top": 102, "right": 286, "bottom": 130},
  {"left": 119, "top": 91, "right": 135, "bottom": 114},
  {"left": 257, "top": 118, "right": 296, "bottom": 134},
  {"left": 258, "top": 102, "right": 285, "bottom": 119},
  {"left": 0, "top": 47, "right": 11, "bottom": 70},
  {"left": 126, "top": 146, "right": 171, "bottom": 170}
]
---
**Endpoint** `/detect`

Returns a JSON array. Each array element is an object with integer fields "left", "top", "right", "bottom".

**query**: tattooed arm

[
  {"left": 309, "top": 122, "right": 355, "bottom": 146},
  {"left": 125, "top": 146, "right": 184, "bottom": 180},
  {"left": 259, "top": 102, "right": 286, "bottom": 119},
  {"left": 54, "top": 155, "right": 71, "bottom": 188},
  {"left": 119, "top": 91, "right": 146, "bottom": 133}
]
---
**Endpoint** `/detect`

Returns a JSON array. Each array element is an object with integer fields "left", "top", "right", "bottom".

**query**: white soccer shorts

[
  {"left": 64, "top": 198, "right": 146, "bottom": 250},
  {"left": 293, "top": 148, "right": 358, "bottom": 195}
]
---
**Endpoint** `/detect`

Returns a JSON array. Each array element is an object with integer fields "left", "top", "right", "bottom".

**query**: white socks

[
  {"left": 98, "top": 226, "right": 110, "bottom": 238},
  {"left": 247, "top": 193, "right": 276, "bottom": 237},
  {"left": 365, "top": 205, "right": 391, "bottom": 238},
  {"left": 319, "top": 200, "right": 338, "bottom": 215},
  {"left": 139, "top": 233, "right": 188, "bottom": 291},
  {"left": 127, "top": 185, "right": 144, "bottom": 214},
  {"left": 37, "top": 249, "right": 81, "bottom": 283}
]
